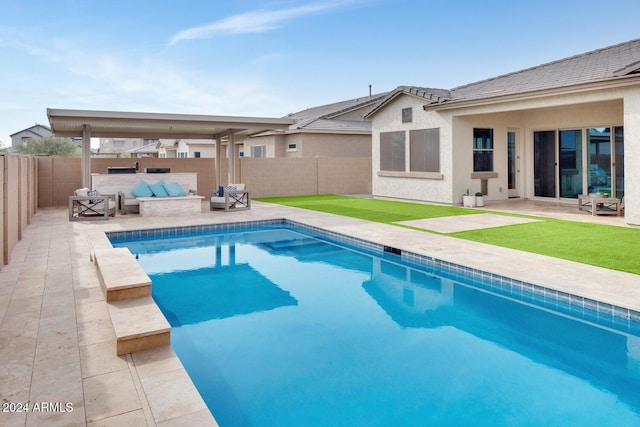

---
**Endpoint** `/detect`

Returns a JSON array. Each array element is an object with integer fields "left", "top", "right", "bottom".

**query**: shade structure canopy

[
  {"left": 47, "top": 108, "right": 295, "bottom": 188},
  {"left": 47, "top": 108, "right": 294, "bottom": 139}
]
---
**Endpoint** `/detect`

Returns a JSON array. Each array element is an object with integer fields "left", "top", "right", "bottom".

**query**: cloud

[{"left": 169, "top": 1, "right": 343, "bottom": 45}]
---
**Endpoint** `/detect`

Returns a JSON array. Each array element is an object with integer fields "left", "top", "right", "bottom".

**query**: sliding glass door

[
  {"left": 587, "top": 128, "right": 612, "bottom": 196},
  {"left": 507, "top": 130, "right": 519, "bottom": 198},
  {"left": 615, "top": 127, "right": 624, "bottom": 198},
  {"left": 534, "top": 127, "right": 624, "bottom": 199},
  {"left": 559, "top": 130, "right": 582, "bottom": 198},
  {"left": 534, "top": 131, "right": 556, "bottom": 197}
]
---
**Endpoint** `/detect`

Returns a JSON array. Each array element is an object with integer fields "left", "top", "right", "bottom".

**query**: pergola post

[
  {"left": 214, "top": 134, "right": 222, "bottom": 187},
  {"left": 227, "top": 130, "right": 236, "bottom": 183},
  {"left": 81, "top": 125, "right": 91, "bottom": 188}
]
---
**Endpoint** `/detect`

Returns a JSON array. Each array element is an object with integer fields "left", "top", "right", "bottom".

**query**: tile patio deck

[{"left": 0, "top": 199, "right": 638, "bottom": 426}]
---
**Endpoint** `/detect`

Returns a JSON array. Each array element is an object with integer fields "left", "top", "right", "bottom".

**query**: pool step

[
  {"left": 91, "top": 247, "right": 170, "bottom": 355},
  {"left": 93, "top": 247, "right": 151, "bottom": 301},
  {"left": 107, "top": 297, "right": 171, "bottom": 356}
]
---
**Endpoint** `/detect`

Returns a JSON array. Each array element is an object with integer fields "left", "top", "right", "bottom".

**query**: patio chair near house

[
  {"left": 69, "top": 188, "right": 116, "bottom": 221},
  {"left": 210, "top": 184, "right": 251, "bottom": 211}
]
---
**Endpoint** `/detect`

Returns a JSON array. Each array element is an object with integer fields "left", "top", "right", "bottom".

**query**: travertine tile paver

[
  {"left": 140, "top": 369, "right": 210, "bottom": 423},
  {"left": 83, "top": 369, "right": 141, "bottom": 423},
  {"left": 80, "top": 340, "right": 129, "bottom": 379},
  {"left": 397, "top": 213, "right": 541, "bottom": 233},
  {"left": 86, "top": 409, "right": 148, "bottom": 427}
]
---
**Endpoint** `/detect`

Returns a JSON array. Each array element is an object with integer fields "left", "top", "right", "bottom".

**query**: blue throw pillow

[
  {"left": 131, "top": 180, "right": 153, "bottom": 197},
  {"left": 163, "top": 181, "right": 186, "bottom": 197},
  {"left": 149, "top": 180, "right": 169, "bottom": 197},
  {"left": 218, "top": 185, "right": 225, "bottom": 196}
]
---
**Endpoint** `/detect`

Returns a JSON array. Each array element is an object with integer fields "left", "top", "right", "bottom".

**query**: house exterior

[
  {"left": 365, "top": 39, "right": 640, "bottom": 226},
  {"left": 99, "top": 138, "right": 159, "bottom": 156},
  {"left": 175, "top": 139, "right": 216, "bottom": 158},
  {"left": 127, "top": 143, "right": 160, "bottom": 158},
  {"left": 245, "top": 92, "right": 388, "bottom": 158},
  {"left": 157, "top": 140, "right": 178, "bottom": 158},
  {"left": 10, "top": 124, "right": 53, "bottom": 149},
  {"left": 156, "top": 139, "right": 216, "bottom": 158},
  {"left": 10, "top": 123, "right": 85, "bottom": 153},
  {"left": 102, "top": 137, "right": 217, "bottom": 158}
]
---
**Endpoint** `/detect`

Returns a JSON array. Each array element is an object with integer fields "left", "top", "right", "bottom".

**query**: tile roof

[
  {"left": 285, "top": 92, "right": 389, "bottom": 131},
  {"left": 448, "top": 38, "right": 640, "bottom": 104},
  {"left": 367, "top": 38, "right": 640, "bottom": 116},
  {"left": 298, "top": 119, "right": 371, "bottom": 132},
  {"left": 363, "top": 86, "right": 452, "bottom": 117}
]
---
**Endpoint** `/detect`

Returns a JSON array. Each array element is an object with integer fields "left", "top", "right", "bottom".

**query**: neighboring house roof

[
  {"left": 366, "top": 38, "right": 640, "bottom": 117},
  {"left": 179, "top": 140, "right": 214, "bottom": 146},
  {"left": 281, "top": 92, "right": 390, "bottom": 133},
  {"left": 127, "top": 144, "right": 159, "bottom": 154},
  {"left": 299, "top": 119, "right": 372, "bottom": 132},
  {"left": 10, "top": 123, "right": 52, "bottom": 138}
]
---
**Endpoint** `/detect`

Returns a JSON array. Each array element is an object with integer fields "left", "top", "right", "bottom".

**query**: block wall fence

[
  {"left": 1, "top": 154, "right": 38, "bottom": 266},
  {"left": 37, "top": 156, "right": 372, "bottom": 207}
]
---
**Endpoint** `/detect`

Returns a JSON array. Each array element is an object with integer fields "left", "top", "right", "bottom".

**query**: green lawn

[{"left": 257, "top": 194, "right": 640, "bottom": 275}]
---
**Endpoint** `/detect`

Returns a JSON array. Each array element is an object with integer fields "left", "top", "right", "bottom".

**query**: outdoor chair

[
  {"left": 69, "top": 188, "right": 116, "bottom": 221},
  {"left": 210, "top": 184, "right": 251, "bottom": 211}
]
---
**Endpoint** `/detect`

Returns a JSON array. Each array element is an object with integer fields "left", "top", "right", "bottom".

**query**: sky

[{"left": 1, "top": 0, "right": 640, "bottom": 148}]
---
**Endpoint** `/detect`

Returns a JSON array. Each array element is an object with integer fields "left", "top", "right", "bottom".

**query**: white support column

[
  {"left": 624, "top": 89, "right": 640, "bottom": 225},
  {"left": 214, "top": 134, "right": 222, "bottom": 188},
  {"left": 81, "top": 125, "right": 91, "bottom": 188},
  {"left": 227, "top": 130, "right": 236, "bottom": 184}
]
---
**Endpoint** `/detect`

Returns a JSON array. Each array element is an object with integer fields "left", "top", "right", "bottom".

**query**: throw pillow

[
  {"left": 87, "top": 189, "right": 101, "bottom": 203},
  {"left": 163, "top": 181, "right": 186, "bottom": 197},
  {"left": 149, "top": 180, "right": 169, "bottom": 197},
  {"left": 131, "top": 180, "right": 153, "bottom": 198}
]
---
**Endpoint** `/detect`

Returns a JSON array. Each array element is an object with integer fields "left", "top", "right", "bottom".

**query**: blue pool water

[{"left": 112, "top": 226, "right": 640, "bottom": 426}]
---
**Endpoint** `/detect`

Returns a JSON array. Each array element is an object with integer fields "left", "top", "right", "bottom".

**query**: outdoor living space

[{"left": 1, "top": 196, "right": 639, "bottom": 426}]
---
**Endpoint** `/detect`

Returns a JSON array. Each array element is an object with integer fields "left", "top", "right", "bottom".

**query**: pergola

[{"left": 47, "top": 108, "right": 294, "bottom": 188}]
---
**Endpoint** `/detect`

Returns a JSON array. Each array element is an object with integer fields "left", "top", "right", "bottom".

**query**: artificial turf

[{"left": 257, "top": 194, "right": 640, "bottom": 275}]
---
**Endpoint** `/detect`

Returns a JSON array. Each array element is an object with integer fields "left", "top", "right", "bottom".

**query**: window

[
  {"left": 410, "top": 129, "right": 439, "bottom": 172},
  {"left": 143, "top": 139, "right": 157, "bottom": 146},
  {"left": 114, "top": 140, "right": 124, "bottom": 148},
  {"left": 473, "top": 128, "right": 493, "bottom": 171},
  {"left": 194, "top": 151, "right": 201, "bottom": 158},
  {"left": 251, "top": 145, "right": 267, "bottom": 158},
  {"left": 402, "top": 108, "right": 413, "bottom": 123},
  {"left": 380, "top": 131, "right": 405, "bottom": 171},
  {"left": 287, "top": 143, "right": 297, "bottom": 151}
]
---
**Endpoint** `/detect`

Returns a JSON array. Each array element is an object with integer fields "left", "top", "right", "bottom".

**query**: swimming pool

[{"left": 110, "top": 221, "right": 640, "bottom": 426}]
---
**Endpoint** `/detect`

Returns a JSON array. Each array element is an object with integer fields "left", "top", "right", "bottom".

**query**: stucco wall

[
  {"left": 623, "top": 87, "right": 640, "bottom": 225},
  {"left": 297, "top": 133, "right": 371, "bottom": 158},
  {"left": 371, "top": 95, "right": 453, "bottom": 204},
  {"left": 247, "top": 132, "right": 370, "bottom": 158},
  {"left": 239, "top": 157, "right": 371, "bottom": 197}
]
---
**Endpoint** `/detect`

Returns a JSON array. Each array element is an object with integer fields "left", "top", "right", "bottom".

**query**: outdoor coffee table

[{"left": 578, "top": 194, "right": 622, "bottom": 216}]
